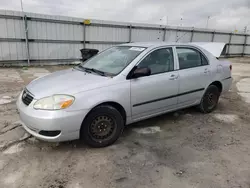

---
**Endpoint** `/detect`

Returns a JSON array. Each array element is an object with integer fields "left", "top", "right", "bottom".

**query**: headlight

[{"left": 33, "top": 95, "right": 75, "bottom": 110}]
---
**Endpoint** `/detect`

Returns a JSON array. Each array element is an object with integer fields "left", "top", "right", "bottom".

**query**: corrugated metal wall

[
  {"left": 0, "top": 10, "right": 249, "bottom": 65},
  {"left": 0, "top": 11, "right": 26, "bottom": 61}
]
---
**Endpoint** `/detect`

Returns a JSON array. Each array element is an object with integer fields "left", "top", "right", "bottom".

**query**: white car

[{"left": 16, "top": 42, "right": 232, "bottom": 147}]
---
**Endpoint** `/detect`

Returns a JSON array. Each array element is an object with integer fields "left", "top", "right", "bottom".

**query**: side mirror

[{"left": 132, "top": 67, "right": 151, "bottom": 78}]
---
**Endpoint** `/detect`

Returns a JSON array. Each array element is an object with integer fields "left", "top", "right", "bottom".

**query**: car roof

[
  {"left": 119, "top": 42, "right": 226, "bottom": 58},
  {"left": 119, "top": 42, "right": 191, "bottom": 48}
]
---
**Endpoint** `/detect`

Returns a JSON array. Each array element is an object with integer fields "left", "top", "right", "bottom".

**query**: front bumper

[{"left": 16, "top": 92, "right": 88, "bottom": 142}]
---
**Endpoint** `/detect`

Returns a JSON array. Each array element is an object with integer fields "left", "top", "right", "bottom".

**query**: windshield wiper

[
  {"left": 75, "top": 65, "right": 92, "bottom": 73},
  {"left": 87, "top": 68, "right": 106, "bottom": 76},
  {"left": 76, "top": 64, "right": 107, "bottom": 76},
  {"left": 80, "top": 66, "right": 106, "bottom": 76}
]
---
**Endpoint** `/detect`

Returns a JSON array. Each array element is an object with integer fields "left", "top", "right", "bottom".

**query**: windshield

[{"left": 80, "top": 46, "right": 146, "bottom": 75}]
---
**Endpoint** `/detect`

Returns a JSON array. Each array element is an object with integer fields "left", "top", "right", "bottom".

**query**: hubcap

[
  {"left": 207, "top": 93, "right": 217, "bottom": 109},
  {"left": 90, "top": 115, "right": 116, "bottom": 140}
]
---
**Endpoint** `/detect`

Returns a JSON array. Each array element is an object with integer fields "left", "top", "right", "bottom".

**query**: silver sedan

[{"left": 16, "top": 42, "right": 232, "bottom": 147}]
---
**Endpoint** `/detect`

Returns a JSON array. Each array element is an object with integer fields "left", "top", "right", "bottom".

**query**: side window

[
  {"left": 201, "top": 54, "right": 209, "bottom": 65},
  {"left": 176, "top": 48, "right": 203, "bottom": 69},
  {"left": 137, "top": 48, "right": 174, "bottom": 75}
]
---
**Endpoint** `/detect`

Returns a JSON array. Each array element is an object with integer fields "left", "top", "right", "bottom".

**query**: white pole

[
  {"left": 20, "top": 0, "right": 24, "bottom": 12},
  {"left": 20, "top": 0, "right": 30, "bottom": 65},
  {"left": 160, "top": 16, "right": 168, "bottom": 26},
  {"left": 206, "top": 16, "right": 210, "bottom": 28}
]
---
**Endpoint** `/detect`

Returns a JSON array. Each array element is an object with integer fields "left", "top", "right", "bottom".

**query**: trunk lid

[{"left": 191, "top": 42, "right": 226, "bottom": 58}]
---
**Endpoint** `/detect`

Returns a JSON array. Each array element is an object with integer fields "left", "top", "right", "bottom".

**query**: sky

[{"left": 0, "top": 0, "right": 250, "bottom": 33}]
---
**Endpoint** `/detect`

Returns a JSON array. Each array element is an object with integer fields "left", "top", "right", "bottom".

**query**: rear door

[{"left": 175, "top": 47, "right": 212, "bottom": 106}]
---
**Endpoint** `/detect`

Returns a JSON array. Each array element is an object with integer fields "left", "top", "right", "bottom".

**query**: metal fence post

[
  {"left": 163, "top": 27, "right": 166, "bottom": 41},
  {"left": 227, "top": 33, "right": 232, "bottom": 56},
  {"left": 83, "top": 23, "right": 86, "bottom": 49},
  {"left": 211, "top": 31, "right": 215, "bottom": 42},
  {"left": 24, "top": 15, "right": 30, "bottom": 65},
  {"left": 129, "top": 24, "right": 132, "bottom": 42},
  {"left": 242, "top": 35, "right": 247, "bottom": 56},
  {"left": 190, "top": 28, "right": 194, "bottom": 42}
]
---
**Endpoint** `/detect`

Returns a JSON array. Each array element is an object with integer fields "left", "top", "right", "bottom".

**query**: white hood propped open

[{"left": 191, "top": 42, "right": 226, "bottom": 58}]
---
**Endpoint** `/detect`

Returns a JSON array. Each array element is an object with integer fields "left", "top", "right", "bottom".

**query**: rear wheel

[
  {"left": 80, "top": 105, "right": 124, "bottom": 147},
  {"left": 198, "top": 85, "right": 220, "bottom": 113}
]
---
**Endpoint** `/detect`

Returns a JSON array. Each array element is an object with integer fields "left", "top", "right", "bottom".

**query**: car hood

[{"left": 26, "top": 68, "right": 112, "bottom": 99}]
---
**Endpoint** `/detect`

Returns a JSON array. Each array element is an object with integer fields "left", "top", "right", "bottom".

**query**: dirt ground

[{"left": 0, "top": 58, "right": 250, "bottom": 188}]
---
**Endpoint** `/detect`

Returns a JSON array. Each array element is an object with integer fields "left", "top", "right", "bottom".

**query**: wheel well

[
  {"left": 80, "top": 102, "right": 127, "bottom": 139},
  {"left": 210, "top": 81, "right": 222, "bottom": 93},
  {"left": 86, "top": 102, "right": 127, "bottom": 124}
]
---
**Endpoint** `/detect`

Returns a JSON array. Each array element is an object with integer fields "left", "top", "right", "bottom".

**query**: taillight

[{"left": 229, "top": 65, "right": 232, "bottom": 71}]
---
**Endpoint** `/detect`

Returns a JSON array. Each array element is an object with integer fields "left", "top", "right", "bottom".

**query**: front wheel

[
  {"left": 198, "top": 85, "right": 220, "bottom": 113},
  {"left": 80, "top": 105, "right": 124, "bottom": 147}
]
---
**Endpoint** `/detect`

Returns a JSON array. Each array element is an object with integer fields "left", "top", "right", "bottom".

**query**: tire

[
  {"left": 80, "top": 105, "right": 124, "bottom": 148},
  {"left": 198, "top": 85, "right": 220, "bottom": 113}
]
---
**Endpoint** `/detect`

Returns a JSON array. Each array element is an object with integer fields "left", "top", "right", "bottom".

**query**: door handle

[
  {"left": 169, "top": 74, "right": 178, "bottom": 80},
  {"left": 204, "top": 68, "right": 210, "bottom": 73}
]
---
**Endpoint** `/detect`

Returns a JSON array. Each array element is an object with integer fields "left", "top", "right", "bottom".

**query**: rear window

[{"left": 177, "top": 48, "right": 208, "bottom": 69}]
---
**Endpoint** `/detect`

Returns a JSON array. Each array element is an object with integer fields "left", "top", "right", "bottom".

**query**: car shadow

[
  {"left": 49, "top": 107, "right": 199, "bottom": 150},
  {"left": 29, "top": 105, "right": 224, "bottom": 151}
]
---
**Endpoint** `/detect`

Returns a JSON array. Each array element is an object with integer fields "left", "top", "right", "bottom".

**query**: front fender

[{"left": 68, "top": 81, "right": 131, "bottom": 117}]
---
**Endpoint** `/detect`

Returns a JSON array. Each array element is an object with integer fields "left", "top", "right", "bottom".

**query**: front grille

[{"left": 22, "top": 89, "right": 34, "bottom": 106}]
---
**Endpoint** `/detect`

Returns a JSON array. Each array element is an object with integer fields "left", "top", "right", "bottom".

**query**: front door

[{"left": 130, "top": 47, "right": 179, "bottom": 120}]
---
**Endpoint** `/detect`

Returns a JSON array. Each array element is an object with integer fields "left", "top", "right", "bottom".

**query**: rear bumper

[
  {"left": 16, "top": 93, "right": 89, "bottom": 142},
  {"left": 221, "top": 77, "right": 233, "bottom": 94}
]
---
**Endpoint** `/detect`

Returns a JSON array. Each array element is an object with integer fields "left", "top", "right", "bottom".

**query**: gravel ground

[{"left": 0, "top": 58, "right": 250, "bottom": 188}]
